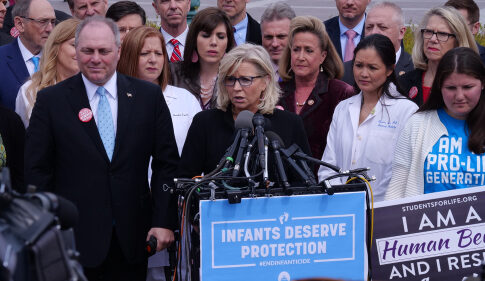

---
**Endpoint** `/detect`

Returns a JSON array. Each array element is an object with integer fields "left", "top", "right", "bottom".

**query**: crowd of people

[{"left": 0, "top": 0, "right": 484, "bottom": 280}]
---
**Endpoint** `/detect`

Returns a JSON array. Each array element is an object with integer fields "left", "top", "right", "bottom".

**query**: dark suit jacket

[
  {"left": 246, "top": 13, "right": 262, "bottom": 45},
  {"left": 0, "top": 31, "right": 14, "bottom": 46},
  {"left": 278, "top": 73, "right": 355, "bottom": 161},
  {"left": 324, "top": 15, "right": 365, "bottom": 61},
  {"left": 178, "top": 108, "right": 311, "bottom": 183},
  {"left": 0, "top": 105, "right": 25, "bottom": 191},
  {"left": 0, "top": 38, "right": 29, "bottom": 110},
  {"left": 341, "top": 50, "right": 414, "bottom": 86},
  {"left": 477, "top": 41, "right": 485, "bottom": 65},
  {"left": 398, "top": 68, "right": 425, "bottom": 106},
  {"left": 25, "top": 73, "right": 180, "bottom": 267}
]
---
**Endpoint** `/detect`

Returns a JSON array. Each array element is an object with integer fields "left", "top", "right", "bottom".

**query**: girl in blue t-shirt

[{"left": 386, "top": 47, "right": 485, "bottom": 199}]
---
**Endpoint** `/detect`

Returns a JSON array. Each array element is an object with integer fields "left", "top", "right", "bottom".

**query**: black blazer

[
  {"left": 398, "top": 68, "right": 425, "bottom": 106},
  {"left": 246, "top": 13, "right": 262, "bottom": 45},
  {"left": 342, "top": 50, "right": 414, "bottom": 86},
  {"left": 0, "top": 106, "right": 25, "bottom": 191},
  {"left": 324, "top": 15, "right": 365, "bottom": 61},
  {"left": 25, "top": 73, "right": 180, "bottom": 267},
  {"left": 178, "top": 108, "right": 311, "bottom": 183},
  {"left": 477, "top": 42, "right": 485, "bottom": 65}
]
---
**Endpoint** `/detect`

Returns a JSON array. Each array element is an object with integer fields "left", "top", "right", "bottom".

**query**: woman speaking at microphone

[{"left": 178, "top": 44, "right": 311, "bottom": 180}]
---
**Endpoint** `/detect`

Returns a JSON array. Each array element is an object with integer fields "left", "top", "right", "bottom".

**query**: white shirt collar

[
  {"left": 395, "top": 47, "right": 402, "bottom": 65},
  {"left": 17, "top": 37, "right": 40, "bottom": 63},
  {"left": 83, "top": 72, "right": 118, "bottom": 102},
  {"left": 161, "top": 26, "right": 189, "bottom": 46}
]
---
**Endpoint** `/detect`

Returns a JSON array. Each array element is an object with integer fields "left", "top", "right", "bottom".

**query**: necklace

[
  {"left": 296, "top": 100, "right": 306, "bottom": 107},
  {"left": 200, "top": 76, "right": 216, "bottom": 99}
]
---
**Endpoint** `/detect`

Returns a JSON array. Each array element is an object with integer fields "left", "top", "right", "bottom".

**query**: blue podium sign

[{"left": 199, "top": 192, "right": 366, "bottom": 281}]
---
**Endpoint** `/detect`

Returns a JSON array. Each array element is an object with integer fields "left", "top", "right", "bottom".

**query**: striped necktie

[{"left": 169, "top": 39, "right": 182, "bottom": 62}]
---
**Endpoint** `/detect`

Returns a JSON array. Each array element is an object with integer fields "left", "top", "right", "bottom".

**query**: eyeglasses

[
  {"left": 421, "top": 29, "right": 455, "bottom": 42},
  {"left": 224, "top": 75, "right": 265, "bottom": 87},
  {"left": 119, "top": 26, "right": 137, "bottom": 34},
  {"left": 21, "top": 16, "right": 57, "bottom": 28}
]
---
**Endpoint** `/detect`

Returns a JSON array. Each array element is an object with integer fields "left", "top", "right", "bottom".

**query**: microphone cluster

[{"left": 177, "top": 110, "right": 349, "bottom": 196}]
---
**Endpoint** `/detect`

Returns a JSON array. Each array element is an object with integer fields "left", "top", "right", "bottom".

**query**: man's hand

[{"left": 147, "top": 227, "right": 174, "bottom": 251}]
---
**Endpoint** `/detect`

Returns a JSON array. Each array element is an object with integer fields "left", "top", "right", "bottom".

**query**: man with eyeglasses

[
  {"left": 0, "top": 0, "right": 55, "bottom": 110},
  {"left": 445, "top": 0, "right": 485, "bottom": 64}
]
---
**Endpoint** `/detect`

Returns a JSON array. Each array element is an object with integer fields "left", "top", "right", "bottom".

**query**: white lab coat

[{"left": 318, "top": 90, "right": 417, "bottom": 201}]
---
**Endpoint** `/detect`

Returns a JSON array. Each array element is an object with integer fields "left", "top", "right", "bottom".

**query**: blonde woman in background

[{"left": 16, "top": 18, "right": 80, "bottom": 127}]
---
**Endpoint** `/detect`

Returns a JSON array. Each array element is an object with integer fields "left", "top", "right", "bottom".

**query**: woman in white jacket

[
  {"left": 386, "top": 47, "right": 485, "bottom": 200},
  {"left": 318, "top": 34, "right": 417, "bottom": 202}
]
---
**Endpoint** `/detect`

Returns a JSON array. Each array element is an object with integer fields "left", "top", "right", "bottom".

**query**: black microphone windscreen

[
  {"left": 265, "top": 131, "right": 285, "bottom": 147},
  {"left": 234, "top": 110, "right": 254, "bottom": 130},
  {"left": 252, "top": 113, "right": 265, "bottom": 127},
  {"left": 56, "top": 196, "right": 79, "bottom": 230}
]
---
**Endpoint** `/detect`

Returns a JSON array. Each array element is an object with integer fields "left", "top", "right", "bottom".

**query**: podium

[{"left": 199, "top": 192, "right": 367, "bottom": 281}]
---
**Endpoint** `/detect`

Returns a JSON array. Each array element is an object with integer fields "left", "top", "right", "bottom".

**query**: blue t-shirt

[{"left": 424, "top": 109, "right": 485, "bottom": 193}]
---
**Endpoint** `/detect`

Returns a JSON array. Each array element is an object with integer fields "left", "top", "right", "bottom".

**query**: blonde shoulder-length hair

[
  {"left": 25, "top": 18, "right": 80, "bottom": 116},
  {"left": 412, "top": 6, "right": 478, "bottom": 70},
  {"left": 279, "top": 16, "right": 343, "bottom": 81},
  {"left": 216, "top": 44, "right": 280, "bottom": 115}
]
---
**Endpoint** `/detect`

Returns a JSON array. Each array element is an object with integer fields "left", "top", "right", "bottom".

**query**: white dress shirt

[
  {"left": 82, "top": 73, "right": 118, "bottom": 133},
  {"left": 161, "top": 26, "right": 188, "bottom": 60},
  {"left": 318, "top": 87, "right": 418, "bottom": 201},
  {"left": 18, "top": 38, "right": 41, "bottom": 76},
  {"left": 15, "top": 79, "right": 33, "bottom": 128}
]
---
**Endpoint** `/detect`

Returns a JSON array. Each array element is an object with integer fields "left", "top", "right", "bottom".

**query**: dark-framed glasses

[
  {"left": 421, "top": 29, "right": 455, "bottom": 42},
  {"left": 224, "top": 75, "right": 265, "bottom": 87},
  {"left": 20, "top": 16, "right": 57, "bottom": 28}
]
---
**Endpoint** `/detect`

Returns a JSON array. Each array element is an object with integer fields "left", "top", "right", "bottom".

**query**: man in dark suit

[
  {"left": 0, "top": 0, "right": 55, "bottom": 110},
  {"left": 218, "top": 0, "right": 261, "bottom": 45},
  {"left": 324, "top": 0, "right": 370, "bottom": 62},
  {"left": 445, "top": 0, "right": 485, "bottom": 64},
  {"left": 341, "top": 2, "right": 414, "bottom": 86},
  {"left": 152, "top": 0, "right": 190, "bottom": 61},
  {"left": 25, "top": 16, "right": 179, "bottom": 280}
]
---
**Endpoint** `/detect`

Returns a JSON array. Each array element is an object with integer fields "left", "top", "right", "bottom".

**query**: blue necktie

[
  {"left": 31, "top": 56, "right": 39, "bottom": 72},
  {"left": 96, "top": 87, "right": 115, "bottom": 161}
]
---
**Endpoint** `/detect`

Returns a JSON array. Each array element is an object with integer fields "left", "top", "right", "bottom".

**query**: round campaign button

[
  {"left": 78, "top": 108, "right": 93, "bottom": 122},
  {"left": 408, "top": 86, "right": 418, "bottom": 99},
  {"left": 10, "top": 27, "right": 19, "bottom": 38}
]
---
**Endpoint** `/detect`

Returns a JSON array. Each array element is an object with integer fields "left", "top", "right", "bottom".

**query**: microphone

[
  {"left": 266, "top": 132, "right": 313, "bottom": 186},
  {"left": 279, "top": 144, "right": 317, "bottom": 185},
  {"left": 290, "top": 147, "right": 341, "bottom": 173},
  {"left": 252, "top": 113, "right": 266, "bottom": 169},
  {"left": 232, "top": 110, "right": 254, "bottom": 177},
  {"left": 265, "top": 131, "right": 290, "bottom": 188},
  {"left": 220, "top": 110, "right": 255, "bottom": 172}
]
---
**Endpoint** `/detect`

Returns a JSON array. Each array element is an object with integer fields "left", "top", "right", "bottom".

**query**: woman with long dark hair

[
  {"left": 386, "top": 47, "right": 485, "bottom": 199},
  {"left": 319, "top": 34, "right": 418, "bottom": 202},
  {"left": 170, "top": 7, "right": 235, "bottom": 110}
]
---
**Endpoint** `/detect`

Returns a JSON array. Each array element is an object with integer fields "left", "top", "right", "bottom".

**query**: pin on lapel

[{"left": 126, "top": 92, "right": 133, "bottom": 98}]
